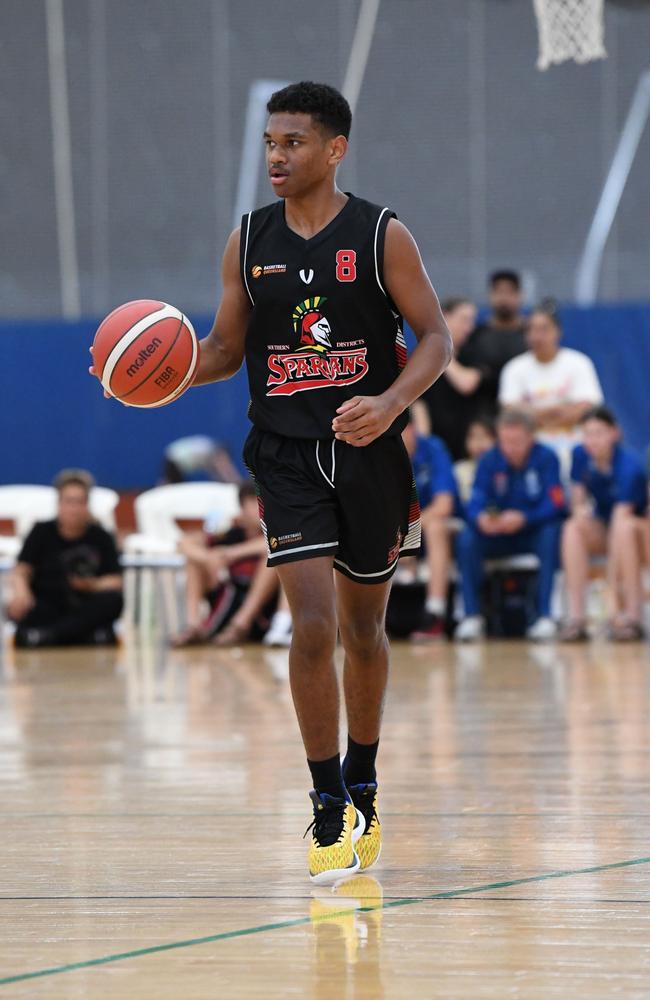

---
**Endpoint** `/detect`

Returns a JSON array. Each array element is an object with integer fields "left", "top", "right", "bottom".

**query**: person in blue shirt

[
  {"left": 456, "top": 409, "right": 566, "bottom": 642},
  {"left": 561, "top": 406, "right": 648, "bottom": 642},
  {"left": 402, "top": 420, "right": 458, "bottom": 640}
]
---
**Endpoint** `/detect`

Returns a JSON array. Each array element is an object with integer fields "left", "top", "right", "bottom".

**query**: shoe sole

[
  {"left": 308, "top": 807, "right": 366, "bottom": 884},
  {"left": 309, "top": 854, "right": 361, "bottom": 885}
]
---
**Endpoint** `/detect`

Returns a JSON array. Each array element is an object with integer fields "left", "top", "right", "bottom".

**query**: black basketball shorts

[{"left": 243, "top": 427, "right": 421, "bottom": 585}]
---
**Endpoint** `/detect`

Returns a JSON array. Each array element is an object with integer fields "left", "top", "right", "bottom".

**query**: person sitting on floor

[
  {"left": 402, "top": 419, "right": 458, "bottom": 641},
  {"left": 172, "top": 481, "right": 281, "bottom": 647},
  {"left": 455, "top": 410, "right": 566, "bottom": 643},
  {"left": 8, "top": 469, "right": 123, "bottom": 647},
  {"left": 560, "top": 406, "right": 648, "bottom": 642}
]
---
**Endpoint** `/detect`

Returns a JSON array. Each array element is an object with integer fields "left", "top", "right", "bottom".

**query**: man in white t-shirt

[{"left": 499, "top": 305, "right": 603, "bottom": 464}]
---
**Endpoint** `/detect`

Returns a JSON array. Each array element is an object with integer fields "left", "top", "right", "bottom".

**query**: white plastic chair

[
  {"left": 123, "top": 482, "right": 241, "bottom": 634},
  {"left": 0, "top": 485, "right": 57, "bottom": 544},
  {"left": 0, "top": 485, "right": 56, "bottom": 561},
  {"left": 0, "top": 485, "right": 119, "bottom": 560},
  {"left": 127, "top": 482, "right": 240, "bottom": 553},
  {"left": 89, "top": 487, "right": 119, "bottom": 532}
]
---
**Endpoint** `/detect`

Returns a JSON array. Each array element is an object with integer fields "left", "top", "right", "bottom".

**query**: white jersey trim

[
  {"left": 315, "top": 441, "right": 335, "bottom": 489},
  {"left": 268, "top": 541, "right": 338, "bottom": 560},
  {"left": 242, "top": 212, "right": 254, "bottom": 306},
  {"left": 334, "top": 556, "right": 399, "bottom": 579},
  {"left": 374, "top": 207, "right": 391, "bottom": 298}
]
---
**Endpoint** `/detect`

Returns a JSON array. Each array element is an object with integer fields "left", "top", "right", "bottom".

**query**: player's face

[
  {"left": 527, "top": 312, "right": 560, "bottom": 358},
  {"left": 582, "top": 418, "right": 619, "bottom": 461},
  {"left": 57, "top": 485, "right": 90, "bottom": 532},
  {"left": 444, "top": 303, "right": 477, "bottom": 346},
  {"left": 264, "top": 113, "right": 347, "bottom": 198},
  {"left": 489, "top": 280, "right": 522, "bottom": 323},
  {"left": 498, "top": 425, "right": 533, "bottom": 468}
]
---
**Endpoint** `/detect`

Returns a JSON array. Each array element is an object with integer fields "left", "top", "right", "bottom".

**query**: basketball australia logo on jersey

[{"left": 265, "top": 295, "right": 368, "bottom": 397}]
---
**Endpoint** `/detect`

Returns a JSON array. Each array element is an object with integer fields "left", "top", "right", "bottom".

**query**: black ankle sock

[
  {"left": 307, "top": 753, "right": 346, "bottom": 799},
  {"left": 342, "top": 736, "right": 379, "bottom": 786}
]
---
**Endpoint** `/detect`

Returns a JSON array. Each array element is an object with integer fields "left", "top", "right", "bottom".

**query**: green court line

[
  {"left": 6, "top": 810, "right": 650, "bottom": 818},
  {"left": 1, "top": 854, "right": 649, "bottom": 987}
]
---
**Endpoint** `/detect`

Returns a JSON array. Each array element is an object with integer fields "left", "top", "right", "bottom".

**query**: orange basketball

[{"left": 93, "top": 299, "right": 200, "bottom": 408}]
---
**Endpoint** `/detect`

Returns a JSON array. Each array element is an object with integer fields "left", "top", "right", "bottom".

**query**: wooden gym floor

[{"left": 1, "top": 637, "right": 649, "bottom": 998}]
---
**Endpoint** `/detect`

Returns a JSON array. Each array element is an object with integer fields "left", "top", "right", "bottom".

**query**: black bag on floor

[
  {"left": 385, "top": 581, "right": 426, "bottom": 639},
  {"left": 483, "top": 567, "right": 538, "bottom": 638}
]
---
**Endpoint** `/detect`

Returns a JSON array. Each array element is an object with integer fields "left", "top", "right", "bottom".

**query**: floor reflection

[{"left": 310, "top": 875, "right": 384, "bottom": 999}]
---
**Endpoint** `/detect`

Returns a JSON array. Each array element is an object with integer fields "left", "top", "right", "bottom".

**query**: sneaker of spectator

[
  {"left": 526, "top": 616, "right": 557, "bottom": 642},
  {"left": 455, "top": 616, "right": 485, "bottom": 643},
  {"left": 264, "top": 608, "right": 293, "bottom": 648}
]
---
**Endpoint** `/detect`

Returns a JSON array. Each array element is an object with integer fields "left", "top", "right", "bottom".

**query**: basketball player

[{"left": 92, "top": 81, "right": 452, "bottom": 882}]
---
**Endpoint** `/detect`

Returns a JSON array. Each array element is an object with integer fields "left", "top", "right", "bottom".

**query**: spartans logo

[
  {"left": 265, "top": 296, "right": 369, "bottom": 397},
  {"left": 293, "top": 296, "right": 332, "bottom": 353},
  {"left": 387, "top": 528, "right": 403, "bottom": 566}
]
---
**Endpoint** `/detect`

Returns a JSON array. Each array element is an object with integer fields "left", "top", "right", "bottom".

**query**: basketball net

[{"left": 533, "top": 0, "right": 607, "bottom": 70}]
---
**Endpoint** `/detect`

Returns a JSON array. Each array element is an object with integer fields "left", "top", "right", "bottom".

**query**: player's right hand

[{"left": 88, "top": 346, "right": 112, "bottom": 398}]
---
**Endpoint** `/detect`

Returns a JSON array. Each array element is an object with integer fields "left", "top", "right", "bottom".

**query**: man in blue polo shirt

[
  {"left": 402, "top": 420, "right": 458, "bottom": 640},
  {"left": 456, "top": 410, "right": 566, "bottom": 641},
  {"left": 561, "top": 406, "right": 647, "bottom": 641}
]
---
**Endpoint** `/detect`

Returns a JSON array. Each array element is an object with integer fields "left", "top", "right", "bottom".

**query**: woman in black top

[{"left": 9, "top": 470, "right": 123, "bottom": 647}]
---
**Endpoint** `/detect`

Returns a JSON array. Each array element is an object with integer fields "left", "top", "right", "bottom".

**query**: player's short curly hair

[{"left": 267, "top": 81, "right": 352, "bottom": 139}]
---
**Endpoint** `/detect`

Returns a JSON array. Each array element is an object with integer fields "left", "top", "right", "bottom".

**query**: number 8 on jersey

[{"left": 336, "top": 250, "right": 357, "bottom": 282}]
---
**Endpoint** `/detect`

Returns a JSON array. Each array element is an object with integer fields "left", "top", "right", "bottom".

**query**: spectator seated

[
  {"left": 455, "top": 410, "right": 566, "bottom": 642},
  {"left": 8, "top": 470, "right": 123, "bottom": 648},
  {"left": 499, "top": 303, "right": 603, "bottom": 470},
  {"left": 171, "top": 482, "right": 283, "bottom": 647},
  {"left": 560, "top": 406, "right": 648, "bottom": 642},
  {"left": 454, "top": 417, "right": 496, "bottom": 515},
  {"left": 399, "top": 420, "right": 458, "bottom": 641}
]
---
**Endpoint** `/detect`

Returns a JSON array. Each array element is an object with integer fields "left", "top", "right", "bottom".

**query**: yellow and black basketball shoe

[
  {"left": 306, "top": 791, "right": 365, "bottom": 883},
  {"left": 347, "top": 783, "right": 381, "bottom": 871}
]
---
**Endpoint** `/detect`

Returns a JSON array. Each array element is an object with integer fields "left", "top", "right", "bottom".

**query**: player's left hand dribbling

[{"left": 332, "top": 395, "right": 399, "bottom": 447}]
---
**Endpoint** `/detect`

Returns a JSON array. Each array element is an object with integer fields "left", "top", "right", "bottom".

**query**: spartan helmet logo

[{"left": 292, "top": 296, "right": 332, "bottom": 353}]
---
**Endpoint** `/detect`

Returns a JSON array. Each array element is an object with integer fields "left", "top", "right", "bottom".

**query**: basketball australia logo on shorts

[{"left": 266, "top": 296, "right": 368, "bottom": 397}]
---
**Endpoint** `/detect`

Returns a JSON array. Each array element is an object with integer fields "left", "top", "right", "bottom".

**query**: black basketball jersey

[{"left": 239, "top": 193, "right": 408, "bottom": 440}]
